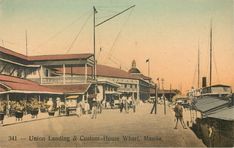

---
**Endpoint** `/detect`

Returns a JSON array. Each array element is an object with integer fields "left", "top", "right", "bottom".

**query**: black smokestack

[{"left": 202, "top": 77, "right": 207, "bottom": 88}]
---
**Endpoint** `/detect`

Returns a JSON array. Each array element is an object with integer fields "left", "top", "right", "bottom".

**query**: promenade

[{"left": 0, "top": 103, "right": 205, "bottom": 147}]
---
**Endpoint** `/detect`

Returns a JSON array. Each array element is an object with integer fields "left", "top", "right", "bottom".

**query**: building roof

[
  {"left": 56, "top": 64, "right": 140, "bottom": 80},
  {"left": 45, "top": 84, "right": 91, "bottom": 94},
  {"left": 0, "top": 46, "right": 28, "bottom": 60},
  {"left": 0, "top": 46, "right": 93, "bottom": 62},
  {"left": 97, "top": 80, "right": 120, "bottom": 88},
  {"left": 0, "top": 75, "right": 62, "bottom": 94},
  {"left": 207, "top": 107, "right": 234, "bottom": 121},
  {"left": 128, "top": 67, "right": 141, "bottom": 74},
  {"left": 0, "top": 87, "right": 6, "bottom": 92},
  {"left": 128, "top": 60, "right": 141, "bottom": 74},
  {"left": 28, "top": 53, "right": 93, "bottom": 61},
  {"left": 203, "top": 84, "right": 231, "bottom": 88},
  {"left": 137, "top": 74, "right": 151, "bottom": 80},
  {"left": 193, "top": 96, "right": 229, "bottom": 113}
]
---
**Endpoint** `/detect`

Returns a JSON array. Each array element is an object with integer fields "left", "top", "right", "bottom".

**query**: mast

[
  {"left": 198, "top": 41, "right": 200, "bottom": 88},
  {"left": 25, "top": 30, "right": 28, "bottom": 56},
  {"left": 93, "top": 7, "right": 97, "bottom": 80},
  {"left": 93, "top": 5, "right": 135, "bottom": 82},
  {"left": 93, "top": 5, "right": 135, "bottom": 81},
  {"left": 209, "top": 20, "right": 212, "bottom": 86}
]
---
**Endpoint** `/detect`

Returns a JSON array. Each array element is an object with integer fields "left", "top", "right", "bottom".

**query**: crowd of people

[
  {"left": 73, "top": 98, "right": 101, "bottom": 119},
  {"left": 0, "top": 94, "right": 139, "bottom": 125},
  {"left": 0, "top": 98, "right": 43, "bottom": 124},
  {"left": 119, "top": 95, "right": 136, "bottom": 113}
]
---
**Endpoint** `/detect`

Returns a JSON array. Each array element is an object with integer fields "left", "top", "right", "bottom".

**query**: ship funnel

[{"left": 202, "top": 77, "right": 207, "bottom": 87}]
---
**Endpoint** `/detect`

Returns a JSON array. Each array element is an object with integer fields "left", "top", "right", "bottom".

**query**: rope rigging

[
  {"left": 103, "top": 7, "right": 134, "bottom": 64},
  {"left": 66, "top": 12, "right": 92, "bottom": 54},
  {"left": 36, "top": 10, "right": 90, "bottom": 50}
]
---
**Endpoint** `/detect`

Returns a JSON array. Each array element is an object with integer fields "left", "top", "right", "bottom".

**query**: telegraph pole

[
  {"left": 150, "top": 83, "right": 157, "bottom": 114},
  {"left": 162, "top": 78, "right": 166, "bottom": 115}
]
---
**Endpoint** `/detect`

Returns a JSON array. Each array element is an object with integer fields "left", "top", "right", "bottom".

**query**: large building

[
  {"left": 55, "top": 60, "right": 155, "bottom": 101},
  {"left": 0, "top": 46, "right": 154, "bottom": 104}
]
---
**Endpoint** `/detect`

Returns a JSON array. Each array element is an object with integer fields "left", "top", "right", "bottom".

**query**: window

[{"left": 45, "top": 69, "right": 49, "bottom": 77}]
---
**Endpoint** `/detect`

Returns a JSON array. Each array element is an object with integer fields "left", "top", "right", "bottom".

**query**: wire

[
  {"left": 97, "top": 49, "right": 129, "bottom": 71},
  {"left": 36, "top": 10, "right": 90, "bottom": 49},
  {"left": 66, "top": 13, "right": 92, "bottom": 54},
  {"left": 104, "top": 7, "right": 134, "bottom": 63}
]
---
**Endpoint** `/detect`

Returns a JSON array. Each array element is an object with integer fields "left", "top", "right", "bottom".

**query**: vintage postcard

[{"left": 0, "top": 0, "right": 233, "bottom": 147}]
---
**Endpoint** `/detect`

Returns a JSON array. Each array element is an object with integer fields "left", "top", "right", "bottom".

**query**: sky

[{"left": 0, "top": 0, "right": 233, "bottom": 93}]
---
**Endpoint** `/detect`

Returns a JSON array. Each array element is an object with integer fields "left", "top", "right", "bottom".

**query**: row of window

[
  {"left": 120, "top": 84, "right": 137, "bottom": 89},
  {"left": 105, "top": 85, "right": 117, "bottom": 92}
]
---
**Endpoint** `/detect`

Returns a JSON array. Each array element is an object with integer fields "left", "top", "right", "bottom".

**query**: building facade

[{"left": 0, "top": 46, "right": 154, "bottom": 103}]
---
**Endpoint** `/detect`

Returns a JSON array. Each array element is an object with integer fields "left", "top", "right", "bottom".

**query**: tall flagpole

[
  {"left": 146, "top": 58, "right": 150, "bottom": 77},
  {"left": 148, "top": 59, "right": 150, "bottom": 77},
  {"left": 209, "top": 20, "right": 212, "bottom": 86}
]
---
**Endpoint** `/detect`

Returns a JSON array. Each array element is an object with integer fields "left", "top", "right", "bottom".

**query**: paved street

[{"left": 0, "top": 103, "right": 205, "bottom": 147}]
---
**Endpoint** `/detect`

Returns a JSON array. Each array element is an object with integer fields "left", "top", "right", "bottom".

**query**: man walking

[
  {"left": 174, "top": 101, "right": 187, "bottom": 129},
  {"left": 91, "top": 98, "right": 97, "bottom": 119},
  {"left": 119, "top": 96, "right": 124, "bottom": 113}
]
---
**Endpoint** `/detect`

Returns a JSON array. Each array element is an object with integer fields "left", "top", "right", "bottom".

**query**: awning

[
  {"left": 207, "top": 107, "right": 234, "bottom": 121},
  {"left": 0, "top": 75, "right": 62, "bottom": 94},
  {"left": 66, "top": 95, "right": 79, "bottom": 99},
  {"left": 46, "top": 84, "right": 91, "bottom": 94},
  {"left": 192, "top": 96, "right": 229, "bottom": 113}
]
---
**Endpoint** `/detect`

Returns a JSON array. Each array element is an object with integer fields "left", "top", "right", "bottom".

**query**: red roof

[
  {"left": 45, "top": 84, "right": 91, "bottom": 94},
  {"left": 0, "top": 87, "right": 6, "bottom": 92},
  {"left": 55, "top": 64, "right": 139, "bottom": 80},
  {"left": 0, "top": 46, "right": 93, "bottom": 61},
  {"left": 132, "top": 74, "right": 152, "bottom": 80},
  {"left": 0, "top": 75, "right": 62, "bottom": 94},
  {"left": 28, "top": 53, "right": 93, "bottom": 61},
  {"left": 0, "top": 46, "right": 28, "bottom": 60},
  {"left": 55, "top": 64, "right": 153, "bottom": 81}
]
